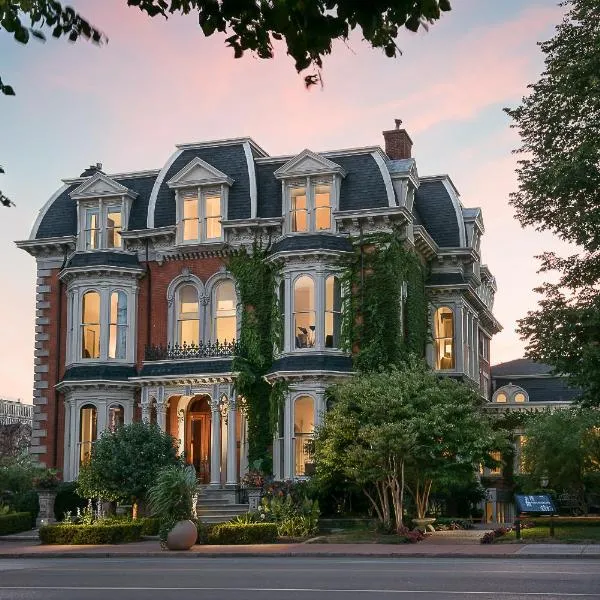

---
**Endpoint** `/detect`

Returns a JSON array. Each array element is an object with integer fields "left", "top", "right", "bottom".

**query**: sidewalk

[{"left": 1, "top": 538, "right": 599, "bottom": 559}]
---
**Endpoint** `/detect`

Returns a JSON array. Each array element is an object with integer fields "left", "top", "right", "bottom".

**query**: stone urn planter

[
  {"left": 246, "top": 487, "right": 262, "bottom": 511},
  {"left": 36, "top": 490, "right": 57, "bottom": 528},
  {"left": 166, "top": 520, "right": 198, "bottom": 551},
  {"left": 411, "top": 517, "right": 436, "bottom": 533}
]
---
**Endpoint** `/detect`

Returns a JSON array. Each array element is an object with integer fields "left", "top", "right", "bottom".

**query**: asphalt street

[{"left": 0, "top": 557, "right": 598, "bottom": 599}]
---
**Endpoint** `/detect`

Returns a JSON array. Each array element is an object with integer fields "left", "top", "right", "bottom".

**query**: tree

[
  {"left": 2, "top": 0, "right": 451, "bottom": 95},
  {"left": 77, "top": 422, "right": 180, "bottom": 518},
  {"left": 0, "top": 421, "right": 30, "bottom": 457},
  {"left": 521, "top": 408, "right": 600, "bottom": 514},
  {"left": 505, "top": 0, "right": 600, "bottom": 405},
  {"left": 312, "top": 359, "right": 495, "bottom": 533}
]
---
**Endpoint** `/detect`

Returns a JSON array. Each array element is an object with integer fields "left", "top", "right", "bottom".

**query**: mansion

[{"left": 17, "top": 123, "right": 501, "bottom": 486}]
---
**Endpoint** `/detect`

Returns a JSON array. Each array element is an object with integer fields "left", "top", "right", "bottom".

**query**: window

[
  {"left": 495, "top": 392, "right": 507, "bottom": 403},
  {"left": 294, "top": 395, "right": 315, "bottom": 476},
  {"left": 294, "top": 276, "right": 316, "bottom": 348},
  {"left": 177, "top": 285, "right": 200, "bottom": 345},
  {"left": 81, "top": 291, "right": 101, "bottom": 359},
  {"left": 514, "top": 392, "right": 526, "bottom": 403},
  {"left": 109, "top": 291, "right": 127, "bottom": 359},
  {"left": 82, "top": 203, "right": 123, "bottom": 250},
  {"left": 214, "top": 280, "right": 236, "bottom": 341},
  {"left": 288, "top": 181, "right": 332, "bottom": 233},
  {"left": 78, "top": 288, "right": 131, "bottom": 362},
  {"left": 278, "top": 280, "right": 285, "bottom": 352},
  {"left": 434, "top": 307, "right": 454, "bottom": 370},
  {"left": 108, "top": 404, "right": 124, "bottom": 431},
  {"left": 325, "top": 275, "right": 342, "bottom": 348},
  {"left": 79, "top": 404, "right": 97, "bottom": 465},
  {"left": 179, "top": 189, "right": 223, "bottom": 243},
  {"left": 488, "top": 451, "right": 502, "bottom": 476}
]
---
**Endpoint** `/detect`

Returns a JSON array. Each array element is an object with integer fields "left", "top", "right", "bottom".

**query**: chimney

[{"left": 382, "top": 119, "right": 413, "bottom": 160}]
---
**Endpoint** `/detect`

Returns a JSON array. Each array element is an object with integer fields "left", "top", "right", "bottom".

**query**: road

[{"left": 0, "top": 557, "right": 598, "bottom": 599}]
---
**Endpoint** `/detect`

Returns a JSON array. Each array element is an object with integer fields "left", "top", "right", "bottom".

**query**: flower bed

[
  {"left": 0, "top": 512, "right": 32, "bottom": 535},
  {"left": 39, "top": 522, "right": 143, "bottom": 545}
]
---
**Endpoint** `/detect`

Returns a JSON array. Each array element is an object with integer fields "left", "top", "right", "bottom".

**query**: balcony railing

[{"left": 144, "top": 340, "right": 241, "bottom": 361}]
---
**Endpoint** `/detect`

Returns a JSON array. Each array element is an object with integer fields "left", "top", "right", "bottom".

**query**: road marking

[{"left": 0, "top": 587, "right": 598, "bottom": 596}]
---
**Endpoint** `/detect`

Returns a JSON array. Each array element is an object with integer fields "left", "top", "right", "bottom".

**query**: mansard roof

[{"left": 66, "top": 251, "right": 141, "bottom": 269}]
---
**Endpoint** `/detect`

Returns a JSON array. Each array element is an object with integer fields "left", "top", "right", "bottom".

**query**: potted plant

[
  {"left": 241, "top": 469, "right": 265, "bottom": 511},
  {"left": 148, "top": 464, "right": 198, "bottom": 550},
  {"left": 32, "top": 468, "right": 60, "bottom": 527}
]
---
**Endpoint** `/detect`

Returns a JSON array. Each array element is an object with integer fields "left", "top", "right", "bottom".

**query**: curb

[{"left": 0, "top": 551, "right": 598, "bottom": 560}]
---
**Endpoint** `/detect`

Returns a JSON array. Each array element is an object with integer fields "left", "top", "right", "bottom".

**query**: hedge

[
  {"left": 139, "top": 517, "right": 160, "bottom": 536},
  {"left": 0, "top": 512, "right": 32, "bottom": 535},
  {"left": 207, "top": 522, "right": 278, "bottom": 545},
  {"left": 39, "top": 522, "right": 143, "bottom": 545}
]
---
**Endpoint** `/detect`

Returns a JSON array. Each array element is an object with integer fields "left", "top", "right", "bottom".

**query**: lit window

[
  {"left": 179, "top": 189, "right": 222, "bottom": 243},
  {"left": 214, "top": 280, "right": 236, "bottom": 342},
  {"left": 108, "top": 404, "right": 125, "bottom": 431},
  {"left": 514, "top": 392, "right": 526, "bottom": 403},
  {"left": 81, "top": 291, "right": 101, "bottom": 359},
  {"left": 288, "top": 181, "right": 332, "bottom": 233},
  {"left": 496, "top": 393, "right": 507, "bottom": 403},
  {"left": 82, "top": 204, "right": 123, "bottom": 250},
  {"left": 290, "top": 186, "right": 308, "bottom": 232},
  {"left": 515, "top": 435, "right": 528, "bottom": 473},
  {"left": 434, "top": 307, "right": 454, "bottom": 370},
  {"left": 294, "top": 276, "right": 316, "bottom": 348},
  {"left": 178, "top": 285, "right": 200, "bottom": 345},
  {"left": 489, "top": 451, "right": 502, "bottom": 476},
  {"left": 278, "top": 280, "right": 285, "bottom": 352},
  {"left": 108, "top": 291, "right": 127, "bottom": 359},
  {"left": 294, "top": 395, "right": 315, "bottom": 476},
  {"left": 325, "top": 275, "right": 342, "bottom": 348},
  {"left": 79, "top": 404, "right": 97, "bottom": 465}
]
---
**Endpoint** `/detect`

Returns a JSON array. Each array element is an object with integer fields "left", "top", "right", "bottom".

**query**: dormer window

[
  {"left": 274, "top": 149, "right": 345, "bottom": 235},
  {"left": 83, "top": 203, "right": 123, "bottom": 250},
  {"left": 167, "top": 156, "right": 232, "bottom": 245}
]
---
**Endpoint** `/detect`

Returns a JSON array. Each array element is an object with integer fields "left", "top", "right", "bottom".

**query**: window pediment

[
  {"left": 167, "top": 157, "right": 234, "bottom": 189},
  {"left": 70, "top": 173, "right": 137, "bottom": 201},
  {"left": 274, "top": 149, "right": 346, "bottom": 179}
]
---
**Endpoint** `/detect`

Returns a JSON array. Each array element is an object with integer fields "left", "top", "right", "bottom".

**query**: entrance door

[{"left": 186, "top": 396, "right": 211, "bottom": 484}]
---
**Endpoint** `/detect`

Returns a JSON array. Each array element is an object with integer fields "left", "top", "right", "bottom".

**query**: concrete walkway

[{"left": 1, "top": 537, "right": 599, "bottom": 559}]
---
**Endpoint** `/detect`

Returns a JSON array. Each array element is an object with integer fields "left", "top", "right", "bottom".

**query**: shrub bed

[
  {"left": 433, "top": 518, "right": 473, "bottom": 531},
  {"left": 139, "top": 517, "right": 160, "bottom": 536},
  {"left": 206, "top": 522, "right": 278, "bottom": 545},
  {"left": 39, "top": 522, "right": 143, "bottom": 545},
  {"left": 0, "top": 512, "right": 32, "bottom": 535}
]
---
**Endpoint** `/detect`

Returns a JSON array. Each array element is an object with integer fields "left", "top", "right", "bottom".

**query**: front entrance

[{"left": 186, "top": 396, "right": 211, "bottom": 484}]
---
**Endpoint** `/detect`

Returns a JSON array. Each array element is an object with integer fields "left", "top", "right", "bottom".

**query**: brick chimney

[{"left": 382, "top": 119, "right": 413, "bottom": 160}]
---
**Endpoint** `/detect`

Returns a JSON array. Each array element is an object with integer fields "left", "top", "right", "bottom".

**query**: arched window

[
  {"left": 294, "top": 276, "right": 315, "bottom": 348},
  {"left": 79, "top": 404, "right": 97, "bottom": 465},
  {"left": 514, "top": 392, "right": 526, "bottom": 403},
  {"left": 294, "top": 395, "right": 315, "bottom": 476},
  {"left": 81, "top": 291, "right": 101, "bottom": 359},
  {"left": 278, "top": 280, "right": 285, "bottom": 352},
  {"left": 108, "top": 404, "right": 124, "bottom": 430},
  {"left": 495, "top": 392, "right": 507, "bottom": 403},
  {"left": 109, "top": 291, "right": 127, "bottom": 359},
  {"left": 214, "top": 280, "right": 236, "bottom": 342},
  {"left": 434, "top": 307, "right": 454, "bottom": 370},
  {"left": 325, "top": 275, "right": 342, "bottom": 348},
  {"left": 177, "top": 285, "right": 200, "bottom": 345}
]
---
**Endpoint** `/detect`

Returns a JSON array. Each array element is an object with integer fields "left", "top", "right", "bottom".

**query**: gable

[
  {"left": 274, "top": 149, "right": 346, "bottom": 179},
  {"left": 70, "top": 173, "right": 137, "bottom": 200},
  {"left": 167, "top": 157, "right": 233, "bottom": 189}
]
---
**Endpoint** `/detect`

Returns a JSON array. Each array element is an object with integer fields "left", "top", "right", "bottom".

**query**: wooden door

[{"left": 187, "top": 413, "right": 211, "bottom": 484}]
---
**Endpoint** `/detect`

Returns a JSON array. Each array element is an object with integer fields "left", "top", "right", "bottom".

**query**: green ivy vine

[
  {"left": 227, "top": 241, "right": 282, "bottom": 474},
  {"left": 343, "top": 231, "right": 428, "bottom": 372}
]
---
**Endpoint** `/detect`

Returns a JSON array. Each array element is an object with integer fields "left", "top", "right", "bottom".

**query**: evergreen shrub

[
  {"left": 39, "top": 522, "right": 143, "bottom": 544},
  {"left": 0, "top": 512, "right": 32, "bottom": 535},
  {"left": 203, "top": 522, "right": 278, "bottom": 545}
]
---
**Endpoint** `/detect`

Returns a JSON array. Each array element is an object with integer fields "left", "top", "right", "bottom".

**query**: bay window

[
  {"left": 294, "top": 395, "right": 315, "bottom": 477},
  {"left": 434, "top": 306, "right": 455, "bottom": 370},
  {"left": 294, "top": 276, "right": 316, "bottom": 348},
  {"left": 325, "top": 275, "right": 342, "bottom": 348},
  {"left": 79, "top": 404, "right": 97, "bottom": 465},
  {"left": 108, "top": 291, "right": 128, "bottom": 359},
  {"left": 81, "top": 291, "right": 101, "bottom": 359}
]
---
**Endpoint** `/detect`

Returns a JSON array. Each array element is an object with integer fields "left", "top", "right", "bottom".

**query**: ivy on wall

[
  {"left": 227, "top": 241, "right": 281, "bottom": 474},
  {"left": 343, "top": 231, "right": 428, "bottom": 372}
]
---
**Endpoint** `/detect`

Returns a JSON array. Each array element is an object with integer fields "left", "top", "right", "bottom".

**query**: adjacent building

[{"left": 16, "top": 123, "right": 501, "bottom": 485}]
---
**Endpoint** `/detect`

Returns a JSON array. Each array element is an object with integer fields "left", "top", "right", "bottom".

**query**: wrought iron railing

[{"left": 144, "top": 340, "right": 241, "bottom": 361}]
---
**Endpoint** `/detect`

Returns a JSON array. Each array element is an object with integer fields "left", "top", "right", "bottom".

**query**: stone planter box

[
  {"left": 246, "top": 488, "right": 262, "bottom": 511},
  {"left": 36, "top": 490, "right": 57, "bottom": 528}
]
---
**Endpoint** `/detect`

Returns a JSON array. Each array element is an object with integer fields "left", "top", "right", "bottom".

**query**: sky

[{"left": 0, "top": 0, "right": 571, "bottom": 403}]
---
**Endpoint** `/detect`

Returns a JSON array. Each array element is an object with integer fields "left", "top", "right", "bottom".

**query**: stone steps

[{"left": 195, "top": 488, "right": 249, "bottom": 524}]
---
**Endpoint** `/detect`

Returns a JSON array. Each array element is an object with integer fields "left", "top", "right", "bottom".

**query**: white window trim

[
  {"left": 283, "top": 176, "right": 339, "bottom": 235},
  {"left": 175, "top": 185, "right": 228, "bottom": 245},
  {"left": 77, "top": 197, "right": 128, "bottom": 251},
  {"left": 67, "top": 285, "right": 137, "bottom": 365}
]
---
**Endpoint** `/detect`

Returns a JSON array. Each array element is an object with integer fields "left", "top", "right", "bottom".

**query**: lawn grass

[{"left": 499, "top": 525, "right": 600, "bottom": 544}]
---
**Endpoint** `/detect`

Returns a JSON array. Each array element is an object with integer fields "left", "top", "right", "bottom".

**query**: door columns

[{"left": 209, "top": 397, "right": 222, "bottom": 487}]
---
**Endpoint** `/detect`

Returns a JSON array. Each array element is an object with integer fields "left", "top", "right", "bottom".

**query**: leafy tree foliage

[
  {"left": 313, "top": 359, "right": 495, "bottom": 532},
  {"left": 505, "top": 0, "right": 600, "bottom": 405},
  {"left": 521, "top": 408, "right": 600, "bottom": 514},
  {"left": 2, "top": 0, "right": 451, "bottom": 94},
  {"left": 77, "top": 422, "right": 180, "bottom": 517}
]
